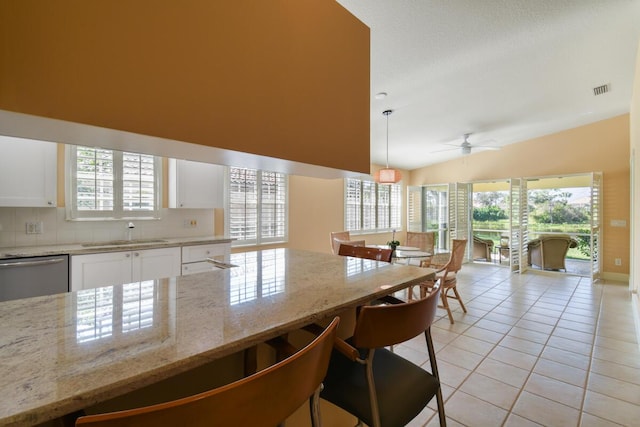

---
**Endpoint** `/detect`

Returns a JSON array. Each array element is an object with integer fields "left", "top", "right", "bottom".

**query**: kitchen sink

[{"left": 81, "top": 239, "right": 167, "bottom": 247}]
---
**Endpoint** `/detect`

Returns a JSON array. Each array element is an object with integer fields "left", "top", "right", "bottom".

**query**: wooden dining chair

[
  {"left": 75, "top": 318, "right": 340, "bottom": 427},
  {"left": 419, "top": 238, "right": 468, "bottom": 324},
  {"left": 405, "top": 231, "right": 435, "bottom": 265},
  {"left": 330, "top": 231, "right": 351, "bottom": 254},
  {"left": 338, "top": 244, "right": 393, "bottom": 262},
  {"left": 320, "top": 284, "right": 446, "bottom": 427}
]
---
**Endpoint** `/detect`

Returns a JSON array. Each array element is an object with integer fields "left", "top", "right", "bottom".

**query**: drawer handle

[{"left": 206, "top": 258, "right": 237, "bottom": 269}]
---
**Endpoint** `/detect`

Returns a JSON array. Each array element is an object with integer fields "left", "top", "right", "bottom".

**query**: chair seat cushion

[
  {"left": 321, "top": 344, "right": 440, "bottom": 427},
  {"left": 435, "top": 271, "right": 456, "bottom": 283}
]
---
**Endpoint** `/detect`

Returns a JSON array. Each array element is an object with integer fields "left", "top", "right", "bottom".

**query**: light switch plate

[
  {"left": 25, "top": 221, "right": 43, "bottom": 234},
  {"left": 610, "top": 219, "right": 627, "bottom": 227}
]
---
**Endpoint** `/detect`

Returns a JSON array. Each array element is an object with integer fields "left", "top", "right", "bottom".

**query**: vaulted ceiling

[{"left": 336, "top": 0, "right": 640, "bottom": 170}]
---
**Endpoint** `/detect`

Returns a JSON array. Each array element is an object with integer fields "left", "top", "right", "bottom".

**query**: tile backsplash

[{"left": 0, "top": 207, "right": 215, "bottom": 248}]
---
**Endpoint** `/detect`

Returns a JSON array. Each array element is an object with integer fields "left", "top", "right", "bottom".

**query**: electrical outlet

[
  {"left": 615, "top": 258, "right": 622, "bottom": 266},
  {"left": 183, "top": 219, "right": 198, "bottom": 228},
  {"left": 25, "top": 221, "right": 44, "bottom": 234}
]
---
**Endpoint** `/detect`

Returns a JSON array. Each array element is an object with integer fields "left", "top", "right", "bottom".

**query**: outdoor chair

[
  {"left": 527, "top": 234, "right": 579, "bottom": 271},
  {"left": 472, "top": 235, "right": 494, "bottom": 261}
]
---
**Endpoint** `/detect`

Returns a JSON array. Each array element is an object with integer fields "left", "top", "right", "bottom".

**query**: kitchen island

[{"left": 0, "top": 248, "right": 435, "bottom": 426}]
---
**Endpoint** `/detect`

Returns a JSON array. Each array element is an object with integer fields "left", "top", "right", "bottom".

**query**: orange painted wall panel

[{"left": 0, "top": 0, "right": 370, "bottom": 173}]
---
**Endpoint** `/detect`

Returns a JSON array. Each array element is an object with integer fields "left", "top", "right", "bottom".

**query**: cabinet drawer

[
  {"left": 181, "top": 261, "right": 223, "bottom": 276},
  {"left": 181, "top": 243, "right": 230, "bottom": 263}
]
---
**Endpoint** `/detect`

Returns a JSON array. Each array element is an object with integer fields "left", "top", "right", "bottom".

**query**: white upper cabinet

[
  {"left": 0, "top": 136, "right": 57, "bottom": 207},
  {"left": 168, "top": 158, "right": 225, "bottom": 209}
]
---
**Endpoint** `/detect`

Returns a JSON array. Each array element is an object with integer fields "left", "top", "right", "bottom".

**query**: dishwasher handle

[{"left": 0, "top": 257, "right": 66, "bottom": 269}]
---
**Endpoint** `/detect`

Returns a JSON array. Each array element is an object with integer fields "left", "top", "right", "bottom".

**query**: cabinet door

[
  {"left": 71, "top": 252, "right": 132, "bottom": 291},
  {"left": 168, "top": 158, "right": 224, "bottom": 208},
  {"left": 133, "top": 247, "right": 181, "bottom": 282},
  {"left": 0, "top": 136, "right": 57, "bottom": 207}
]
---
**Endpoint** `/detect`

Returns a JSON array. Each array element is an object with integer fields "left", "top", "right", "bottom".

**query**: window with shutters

[
  {"left": 227, "top": 167, "right": 288, "bottom": 246},
  {"left": 407, "top": 184, "right": 450, "bottom": 251},
  {"left": 67, "top": 145, "right": 161, "bottom": 219},
  {"left": 345, "top": 178, "right": 401, "bottom": 233}
]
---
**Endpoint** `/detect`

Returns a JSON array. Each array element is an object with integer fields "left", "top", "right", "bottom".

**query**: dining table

[
  {"left": 0, "top": 248, "right": 435, "bottom": 426},
  {"left": 369, "top": 244, "right": 432, "bottom": 264}
]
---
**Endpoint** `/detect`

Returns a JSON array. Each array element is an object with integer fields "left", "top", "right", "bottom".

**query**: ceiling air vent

[{"left": 593, "top": 84, "right": 609, "bottom": 96}]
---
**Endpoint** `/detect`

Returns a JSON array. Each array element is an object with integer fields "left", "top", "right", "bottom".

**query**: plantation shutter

[
  {"left": 345, "top": 178, "right": 401, "bottom": 232},
  {"left": 260, "top": 171, "right": 287, "bottom": 243},
  {"left": 228, "top": 168, "right": 287, "bottom": 245},
  {"left": 449, "top": 183, "right": 471, "bottom": 258},
  {"left": 229, "top": 168, "right": 258, "bottom": 243},
  {"left": 75, "top": 146, "right": 114, "bottom": 211},
  {"left": 362, "top": 180, "right": 376, "bottom": 230},
  {"left": 590, "top": 172, "right": 602, "bottom": 281},
  {"left": 122, "top": 152, "right": 156, "bottom": 211},
  {"left": 510, "top": 178, "right": 528, "bottom": 273},
  {"left": 407, "top": 186, "right": 422, "bottom": 232},
  {"left": 345, "top": 179, "right": 362, "bottom": 231},
  {"left": 377, "top": 184, "right": 390, "bottom": 229}
]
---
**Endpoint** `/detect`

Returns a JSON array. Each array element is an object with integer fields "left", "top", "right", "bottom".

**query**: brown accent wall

[{"left": 0, "top": 0, "right": 370, "bottom": 174}]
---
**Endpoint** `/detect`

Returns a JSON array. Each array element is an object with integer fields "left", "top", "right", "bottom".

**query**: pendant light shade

[
  {"left": 374, "top": 167, "right": 403, "bottom": 184},
  {"left": 374, "top": 109, "right": 402, "bottom": 184}
]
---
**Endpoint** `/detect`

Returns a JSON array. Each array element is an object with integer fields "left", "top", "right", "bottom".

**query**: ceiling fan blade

[
  {"left": 430, "top": 146, "right": 459, "bottom": 153},
  {"left": 471, "top": 144, "right": 500, "bottom": 151}
]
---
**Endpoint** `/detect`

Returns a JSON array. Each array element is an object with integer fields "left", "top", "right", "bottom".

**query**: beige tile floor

[{"left": 394, "top": 263, "right": 640, "bottom": 427}]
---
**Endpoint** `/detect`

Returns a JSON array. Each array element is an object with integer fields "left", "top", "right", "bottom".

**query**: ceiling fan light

[{"left": 374, "top": 168, "right": 402, "bottom": 184}]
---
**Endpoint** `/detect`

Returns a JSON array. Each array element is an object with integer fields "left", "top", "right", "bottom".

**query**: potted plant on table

[{"left": 387, "top": 230, "right": 400, "bottom": 256}]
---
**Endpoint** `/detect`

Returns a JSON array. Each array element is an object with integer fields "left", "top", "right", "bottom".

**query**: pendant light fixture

[{"left": 374, "top": 109, "right": 402, "bottom": 184}]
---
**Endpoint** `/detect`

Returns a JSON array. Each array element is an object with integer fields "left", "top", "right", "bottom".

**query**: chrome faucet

[{"left": 126, "top": 222, "right": 135, "bottom": 241}]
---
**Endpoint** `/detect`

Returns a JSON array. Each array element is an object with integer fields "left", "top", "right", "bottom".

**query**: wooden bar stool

[
  {"left": 320, "top": 284, "right": 446, "bottom": 427},
  {"left": 75, "top": 318, "right": 340, "bottom": 427},
  {"left": 338, "top": 244, "right": 393, "bottom": 262}
]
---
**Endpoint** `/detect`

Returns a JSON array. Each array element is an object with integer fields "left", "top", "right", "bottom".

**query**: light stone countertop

[
  {"left": 0, "top": 248, "right": 436, "bottom": 426},
  {"left": 0, "top": 236, "right": 233, "bottom": 259}
]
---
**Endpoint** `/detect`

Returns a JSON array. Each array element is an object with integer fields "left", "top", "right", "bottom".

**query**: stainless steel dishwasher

[{"left": 0, "top": 255, "right": 69, "bottom": 302}]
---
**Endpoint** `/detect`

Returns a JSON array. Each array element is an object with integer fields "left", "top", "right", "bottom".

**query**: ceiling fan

[{"left": 434, "top": 133, "right": 500, "bottom": 155}]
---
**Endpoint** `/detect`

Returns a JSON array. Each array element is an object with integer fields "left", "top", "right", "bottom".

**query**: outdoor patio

[{"left": 484, "top": 253, "right": 592, "bottom": 277}]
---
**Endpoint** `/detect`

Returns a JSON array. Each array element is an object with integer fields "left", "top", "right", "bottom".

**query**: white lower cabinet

[
  {"left": 72, "top": 247, "right": 181, "bottom": 291},
  {"left": 181, "top": 243, "right": 231, "bottom": 276}
]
